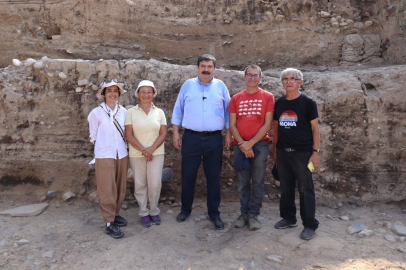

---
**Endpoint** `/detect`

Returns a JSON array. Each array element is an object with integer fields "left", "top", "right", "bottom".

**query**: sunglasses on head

[{"left": 104, "top": 79, "right": 118, "bottom": 84}]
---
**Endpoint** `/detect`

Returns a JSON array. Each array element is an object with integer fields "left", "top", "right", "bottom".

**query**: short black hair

[
  {"left": 197, "top": 54, "right": 216, "bottom": 67},
  {"left": 244, "top": 64, "right": 262, "bottom": 76}
]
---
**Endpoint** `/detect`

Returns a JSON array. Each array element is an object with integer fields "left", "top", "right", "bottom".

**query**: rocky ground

[{"left": 0, "top": 185, "right": 405, "bottom": 270}]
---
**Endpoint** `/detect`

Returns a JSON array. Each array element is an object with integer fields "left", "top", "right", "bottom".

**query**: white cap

[
  {"left": 134, "top": 80, "right": 157, "bottom": 99},
  {"left": 96, "top": 79, "right": 126, "bottom": 99}
]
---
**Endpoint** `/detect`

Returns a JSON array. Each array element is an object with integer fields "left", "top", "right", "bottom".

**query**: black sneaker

[
  {"left": 274, "top": 219, "right": 298, "bottom": 229},
  {"left": 141, "top": 216, "right": 152, "bottom": 227},
  {"left": 114, "top": 215, "right": 127, "bottom": 227},
  {"left": 300, "top": 228, "right": 315, "bottom": 240},
  {"left": 105, "top": 222, "right": 124, "bottom": 239},
  {"left": 150, "top": 215, "right": 161, "bottom": 225},
  {"left": 234, "top": 214, "right": 248, "bottom": 228}
]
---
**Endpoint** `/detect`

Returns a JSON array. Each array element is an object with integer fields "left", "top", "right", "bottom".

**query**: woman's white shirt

[{"left": 87, "top": 102, "right": 128, "bottom": 159}]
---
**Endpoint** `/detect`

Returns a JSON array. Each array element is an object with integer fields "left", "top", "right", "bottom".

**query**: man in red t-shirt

[{"left": 228, "top": 64, "right": 275, "bottom": 231}]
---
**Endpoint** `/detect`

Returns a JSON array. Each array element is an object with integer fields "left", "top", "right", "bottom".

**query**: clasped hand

[
  {"left": 239, "top": 141, "right": 254, "bottom": 158},
  {"left": 142, "top": 146, "right": 154, "bottom": 162}
]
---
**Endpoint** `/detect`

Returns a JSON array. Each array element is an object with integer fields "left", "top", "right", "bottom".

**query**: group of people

[{"left": 87, "top": 54, "right": 321, "bottom": 241}]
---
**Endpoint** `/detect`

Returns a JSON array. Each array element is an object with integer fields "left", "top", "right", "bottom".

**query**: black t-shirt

[{"left": 273, "top": 94, "right": 318, "bottom": 151}]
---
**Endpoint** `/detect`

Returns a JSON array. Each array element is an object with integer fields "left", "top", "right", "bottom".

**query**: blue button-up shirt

[{"left": 171, "top": 77, "right": 230, "bottom": 131}]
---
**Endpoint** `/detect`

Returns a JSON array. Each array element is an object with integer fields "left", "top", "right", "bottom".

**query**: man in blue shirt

[{"left": 172, "top": 54, "right": 231, "bottom": 230}]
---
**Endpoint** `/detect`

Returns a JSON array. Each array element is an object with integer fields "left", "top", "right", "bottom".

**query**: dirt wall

[
  {"left": 1, "top": 0, "right": 406, "bottom": 69},
  {"left": 0, "top": 57, "right": 405, "bottom": 204}
]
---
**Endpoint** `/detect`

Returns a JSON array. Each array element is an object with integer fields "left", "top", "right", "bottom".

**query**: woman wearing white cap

[
  {"left": 87, "top": 79, "right": 128, "bottom": 239},
  {"left": 125, "top": 80, "right": 167, "bottom": 227}
]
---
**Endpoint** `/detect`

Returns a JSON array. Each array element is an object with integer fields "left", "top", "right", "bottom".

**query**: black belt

[
  {"left": 185, "top": 129, "right": 221, "bottom": 136},
  {"left": 284, "top": 148, "right": 296, "bottom": 152}
]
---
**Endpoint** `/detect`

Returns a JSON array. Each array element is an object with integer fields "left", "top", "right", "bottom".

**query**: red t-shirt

[{"left": 228, "top": 89, "right": 275, "bottom": 143}]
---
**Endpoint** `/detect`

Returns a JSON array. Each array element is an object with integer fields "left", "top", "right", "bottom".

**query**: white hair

[{"left": 280, "top": 68, "right": 303, "bottom": 81}]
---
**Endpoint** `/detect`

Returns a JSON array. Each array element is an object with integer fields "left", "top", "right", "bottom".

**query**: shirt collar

[
  {"left": 197, "top": 76, "right": 214, "bottom": 86},
  {"left": 135, "top": 104, "right": 156, "bottom": 110}
]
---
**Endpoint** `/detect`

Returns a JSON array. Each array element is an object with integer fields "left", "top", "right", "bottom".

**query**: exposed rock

[
  {"left": 33, "top": 61, "right": 44, "bottom": 71},
  {"left": 350, "top": 177, "right": 356, "bottom": 183},
  {"left": 364, "top": 21, "right": 373, "bottom": 27},
  {"left": 340, "top": 34, "right": 382, "bottom": 66},
  {"left": 0, "top": 203, "right": 49, "bottom": 217},
  {"left": 267, "top": 255, "right": 282, "bottom": 263},
  {"left": 126, "top": 0, "right": 136, "bottom": 6},
  {"left": 346, "top": 19, "right": 354, "bottom": 25},
  {"left": 392, "top": 224, "right": 406, "bottom": 236},
  {"left": 362, "top": 34, "right": 383, "bottom": 65},
  {"left": 162, "top": 167, "right": 174, "bottom": 182},
  {"left": 387, "top": 5, "right": 396, "bottom": 12},
  {"left": 17, "top": 239, "right": 29, "bottom": 245},
  {"left": 347, "top": 223, "right": 367, "bottom": 234},
  {"left": 339, "top": 216, "right": 350, "bottom": 221},
  {"left": 88, "top": 191, "right": 98, "bottom": 203},
  {"left": 275, "top": 15, "right": 285, "bottom": 22},
  {"left": 59, "top": 72, "right": 67, "bottom": 80},
  {"left": 358, "top": 229, "right": 374, "bottom": 237},
  {"left": 77, "top": 79, "right": 89, "bottom": 86},
  {"left": 47, "top": 191, "right": 57, "bottom": 199},
  {"left": 0, "top": 57, "right": 406, "bottom": 205},
  {"left": 320, "top": 11, "right": 331, "bottom": 18},
  {"left": 91, "top": 84, "right": 99, "bottom": 91},
  {"left": 0, "top": 239, "right": 6, "bottom": 247},
  {"left": 24, "top": 58, "right": 36, "bottom": 67},
  {"left": 12, "top": 59, "right": 21, "bottom": 67},
  {"left": 354, "top": 22, "right": 364, "bottom": 28},
  {"left": 62, "top": 191, "right": 76, "bottom": 201},
  {"left": 384, "top": 234, "right": 396, "bottom": 243},
  {"left": 0, "top": 0, "right": 406, "bottom": 70},
  {"left": 340, "top": 34, "right": 364, "bottom": 64}
]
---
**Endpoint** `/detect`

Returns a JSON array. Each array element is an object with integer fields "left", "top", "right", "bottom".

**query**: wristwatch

[{"left": 312, "top": 148, "right": 320, "bottom": 153}]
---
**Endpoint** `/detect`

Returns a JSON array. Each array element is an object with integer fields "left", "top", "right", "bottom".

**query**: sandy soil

[{"left": 0, "top": 185, "right": 405, "bottom": 270}]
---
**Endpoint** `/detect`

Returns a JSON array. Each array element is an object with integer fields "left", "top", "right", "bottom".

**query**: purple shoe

[
  {"left": 150, "top": 215, "right": 161, "bottom": 225},
  {"left": 141, "top": 216, "right": 152, "bottom": 227}
]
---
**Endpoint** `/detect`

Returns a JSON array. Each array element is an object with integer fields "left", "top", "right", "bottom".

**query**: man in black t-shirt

[{"left": 272, "top": 68, "right": 320, "bottom": 240}]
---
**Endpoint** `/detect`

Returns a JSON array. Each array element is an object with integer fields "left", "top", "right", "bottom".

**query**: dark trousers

[
  {"left": 180, "top": 130, "right": 223, "bottom": 219},
  {"left": 234, "top": 140, "right": 269, "bottom": 217},
  {"left": 277, "top": 148, "right": 319, "bottom": 230}
]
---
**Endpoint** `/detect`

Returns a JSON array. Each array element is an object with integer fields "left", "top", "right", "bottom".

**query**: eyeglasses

[
  {"left": 104, "top": 79, "right": 118, "bottom": 83},
  {"left": 282, "top": 78, "right": 301, "bottom": 83},
  {"left": 245, "top": 74, "right": 260, "bottom": 79}
]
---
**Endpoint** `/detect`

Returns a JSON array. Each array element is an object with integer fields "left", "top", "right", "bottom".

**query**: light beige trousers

[
  {"left": 129, "top": 155, "right": 164, "bottom": 217},
  {"left": 95, "top": 155, "right": 128, "bottom": 223}
]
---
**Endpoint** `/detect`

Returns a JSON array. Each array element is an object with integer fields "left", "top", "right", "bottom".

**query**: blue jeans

[
  {"left": 180, "top": 130, "right": 223, "bottom": 219},
  {"left": 277, "top": 148, "right": 319, "bottom": 230},
  {"left": 234, "top": 140, "right": 269, "bottom": 217}
]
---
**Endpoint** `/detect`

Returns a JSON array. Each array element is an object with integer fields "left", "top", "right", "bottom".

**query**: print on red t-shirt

[{"left": 228, "top": 89, "right": 275, "bottom": 143}]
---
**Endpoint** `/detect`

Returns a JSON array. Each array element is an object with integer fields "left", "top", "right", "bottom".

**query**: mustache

[{"left": 202, "top": 71, "right": 211, "bottom": 75}]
